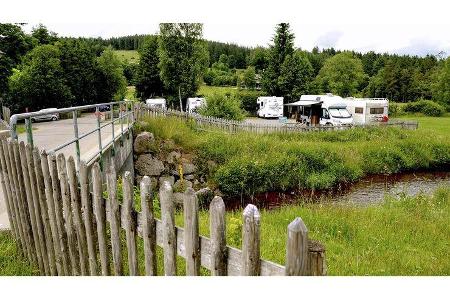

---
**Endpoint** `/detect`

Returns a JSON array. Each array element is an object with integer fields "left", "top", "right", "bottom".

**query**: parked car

[
  {"left": 97, "top": 105, "right": 111, "bottom": 112},
  {"left": 30, "top": 108, "right": 59, "bottom": 122}
]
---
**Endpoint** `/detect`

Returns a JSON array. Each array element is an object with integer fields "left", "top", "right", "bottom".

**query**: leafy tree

[
  {"left": 316, "top": 52, "right": 365, "bottom": 97},
  {"left": 432, "top": 57, "right": 450, "bottom": 108},
  {"left": 7, "top": 45, "right": 73, "bottom": 112},
  {"left": 278, "top": 51, "right": 314, "bottom": 101},
  {"left": 135, "top": 36, "right": 164, "bottom": 99},
  {"left": 158, "top": 23, "right": 209, "bottom": 110},
  {"left": 0, "top": 23, "right": 33, "bottom": 95},
  {"left": 248, "top": 47, "right": 268, "bottom": 72},
  {"left": 262, "top": 23, "right": 295, "bottom": 95},
  {"left": 218, "top": 54, "right": 229, "bottom": 67},
  {"left": 31, "top": 24, "right": 58, "bottom": 46},
  {"left": 57, "top": 39, "right": 99, "bottom": 105},
  {"left": 199, "top": 93, "right": 245, "bottom": 120},
  {"left": 240, "top": 66, "right": 256, "bottom": 89},
  {"left": 95, "top": 47, "right": 127, "bottom": 102}
]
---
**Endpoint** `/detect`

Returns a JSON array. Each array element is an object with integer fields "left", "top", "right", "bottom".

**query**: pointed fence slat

[
  {"left": 35, "top": 149, "right": 57, "bottom": 275},
  {"left": 78, "top": 160, "right": 97, "bottom": 275},
  {"left": 160, "top": 180, "right": 176, "bottom": 276},
  {"left": 47, "top": 153, "right": 70, "bottom": 275},
  {"left": 241, "top": 204, "right": 261, "bottom": 276},
  {"left": 51, "top": 151, "right": 78, "bottom": 275},
  {"left": 140, "top": 176, "right": 157, "bottom": 276},
  {"left": 285, "top": 217, "right": 308, "bottom": 276},
  {"left": 92, "top": 162, "right": 109, "bottom": 276},
  {"left": 209, "top": 196, "right": 227, "bottom": 276},
  {"left": 184, "top": 188, "right": 200, "bottom": 276},
  {"left": 41, "top": 151, "right": 65, "bottom": 275},
  {"left": 123, "top": 171, "right": 138, "bottom": 275},
  {"left": 106, "top": 163, "right": 123, "bottom": 275},
  {"left": 25, "top": 144, "right": 49, "bottom": 275}
]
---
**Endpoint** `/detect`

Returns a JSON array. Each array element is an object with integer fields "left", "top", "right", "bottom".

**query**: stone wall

[{"left": 133, "top": 131, "right": 213, "bottom": 205}]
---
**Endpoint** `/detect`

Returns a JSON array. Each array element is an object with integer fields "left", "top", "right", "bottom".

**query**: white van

[
  {"left": 286, "top": 94, "right": 353, "bottom": 126},
  {"left": 145, "top": 98, "right": 166, "bottom": 110},
  {"left": 344, "top": 98, "right": 389, "bottom": 125},
  {"left": 257, "top": 96, "right": 284, "bottom": 118},
  {"left": 186, "top": 97, "right": 206, "bottom": 114}
]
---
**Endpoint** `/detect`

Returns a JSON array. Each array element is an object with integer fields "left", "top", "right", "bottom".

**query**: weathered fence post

[
  {"left": 41, "top": 151, "right": 64, "bottom": 276},
  {"left": 17, "top": 141, "right": 45, "bottom": 274},
  {"left": 241, "top": 204, "right": 260, "bottom": 276},
  {"left": 209, "top": 196, "right": 227, "bottom": 276},
  {"left": 25, "top": 144, "right": 49, "bottom": 275},
  {"left": 140, "top": 176, "right": 157, "bottom": 276},
  {"left": 285, "top": 217, "right": 308, "bottom": 276},
  {"left": 54, "top": 153, "right": 79, "bottom": 275},
  {"left": 184, "top": 188, "right": 200, "bottom": 275},
  {"left": 92, "top": 162, "right": 109, "bottom": 276},
  {"left": 123, "top": 171, "right": 138, "bottom": 275},
  {"left": 35, "top": 149, "right": 57, "bottom": 275},
  {"left": 78, "top": 160, "right": 97, "bottom": 275},
  {"left": 106, "top": 163, "right": 123, "bottom": 275},
  {"left": 160, "top": 180, "right": 176, "bottom": 276},
  {"left": 48, "top": 153, "right": 70, "bottom": 275}
]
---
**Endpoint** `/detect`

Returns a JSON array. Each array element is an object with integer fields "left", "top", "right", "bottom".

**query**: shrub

[
  {"left": 199, "top": 93, "right": 245, "bottom": 121},
  {"left": 235, "top": 90, "right": 264, "bottom": 114},
  {"left": 404, "top": 99, "right": 445, "bottom": 116}
]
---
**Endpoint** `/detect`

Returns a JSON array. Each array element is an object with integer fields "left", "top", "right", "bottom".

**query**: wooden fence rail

[
  {"left": 0, "top": 137, "right": 326, "bottom": 276},
  {"left": 137, "top": 106, "right": 418, "bottom": 133}
]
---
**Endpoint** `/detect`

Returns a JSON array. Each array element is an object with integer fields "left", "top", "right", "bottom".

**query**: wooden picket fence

[
  {"left": 0, "top": 137, "right": 326, "bottom": 276},
  {"left": 138, "top": 106, "right": 418, "bottom": 133}
]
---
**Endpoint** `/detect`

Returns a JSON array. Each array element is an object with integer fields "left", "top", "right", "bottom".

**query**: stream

[{"left": 225, "top": 171, "right": 450, "bottom": 210}]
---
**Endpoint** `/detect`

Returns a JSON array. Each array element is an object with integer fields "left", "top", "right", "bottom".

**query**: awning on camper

[{"left": 284, "top": 100, "right": 323, "bottom": 107}]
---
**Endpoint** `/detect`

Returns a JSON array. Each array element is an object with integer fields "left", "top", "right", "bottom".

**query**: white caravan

[
  {"left": 344, "top": 98, "right": 389, "bottom": 125},
  {"left": 146, "top": 98, "right": 166, "bottom": 110},
  {"left": 186, "top": 97, "right": 206, "bottom": 114},
  {"left": 257, "top": 96, "right": 284, "bottom": 118},
  {"left": 286, "top": 94, "right": 353, "bottom": 126}
]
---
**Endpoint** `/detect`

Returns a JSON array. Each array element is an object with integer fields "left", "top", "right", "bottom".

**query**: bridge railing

[{"left": 9, "top": 101, "right": 136, "bottom": 170}]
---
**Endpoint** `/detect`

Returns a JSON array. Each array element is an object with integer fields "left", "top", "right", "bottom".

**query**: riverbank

[{"left": 135, "top": 115, "right": 450, "bottom": 198}]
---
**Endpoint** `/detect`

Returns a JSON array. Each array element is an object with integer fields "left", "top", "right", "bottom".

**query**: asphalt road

[{"left": 0, "top": 114, "right": 130, "bottom": 230}]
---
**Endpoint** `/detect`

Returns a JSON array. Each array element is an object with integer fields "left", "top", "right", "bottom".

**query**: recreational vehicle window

[
  {"left": 355, "top": 107, "right": 364, "bottom": 114},
  {"left": 329, "top": 108, "right": 351, "bottom": 118},
  {"left": 322, "top": 108, "right": 329, "bottom": 119},
  {"left": 370, "top": 107, "right": 384, "bottom": 114}
]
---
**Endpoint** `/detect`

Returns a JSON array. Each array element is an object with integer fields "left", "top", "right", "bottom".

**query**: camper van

[
  {"left": 257, "top": 96, "right": 284, "bottom": 118},
  {"left": 186, "top": 97, "right": 206, "bottom": 114},
  {"left": 145, "top": 98, "right": 166, "bottom": 110},
  {"left": 285, "top": 94, "right": 353, "bottom": 126},
  {"left": 344, "top": 98, "right": 389, "bottom": 125}
]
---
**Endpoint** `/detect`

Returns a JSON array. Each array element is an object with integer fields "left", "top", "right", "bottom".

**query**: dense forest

[{"left": 1, "top": 23, "right": 449, "bottom": 114}]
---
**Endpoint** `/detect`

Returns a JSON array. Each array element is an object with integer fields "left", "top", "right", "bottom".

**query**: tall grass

[{"left": 135, "top": 116, "right": 450, "bottom": 197}]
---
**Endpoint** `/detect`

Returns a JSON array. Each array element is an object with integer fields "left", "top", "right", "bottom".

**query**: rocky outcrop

[
  {"left": 134, "top": 132, "right": 155, "bottom": 154},
  {"left": 135, "top": 154, "right": 164, "bottom": 176}
]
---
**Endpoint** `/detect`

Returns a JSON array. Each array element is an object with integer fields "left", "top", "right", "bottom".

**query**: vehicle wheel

[
  {"left": 326, "top": 122, "right": 333, "bottom": 126},
  {"left": 52, "top": 116, "right": 57, "bottom": 121}
]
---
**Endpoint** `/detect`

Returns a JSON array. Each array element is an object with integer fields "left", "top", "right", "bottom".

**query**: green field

[
  {"left": 198, "top": 85, "right": 239, "bottom": 97},
  {"left": 114, "top": 50, "right": 140, "bottom": 64},
  {"left": 1, "top": 186, "right": 449, "bottom": 276}
]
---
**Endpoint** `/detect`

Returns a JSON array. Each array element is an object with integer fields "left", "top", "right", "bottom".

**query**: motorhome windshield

[{"left": 329, "top": 108, "right": 351, "bottom": 118}]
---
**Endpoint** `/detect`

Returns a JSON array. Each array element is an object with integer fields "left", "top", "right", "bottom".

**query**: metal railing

[{"left": 9, "top": 101, "right": 136, "bottom": 170}]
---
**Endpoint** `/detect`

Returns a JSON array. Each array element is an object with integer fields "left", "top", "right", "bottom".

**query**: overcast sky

[{"left": 3, "top": 0, "right": 450, "bottom": 56}]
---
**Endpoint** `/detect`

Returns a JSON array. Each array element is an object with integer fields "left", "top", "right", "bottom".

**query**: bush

[
  {"left": 388, "top": 102, "right": 402, "bottom": 117},
  {"left": 404, "top": 99, "right": 445, "bottom": 116},
  {"left": 199, "top": 93, "right": 245, "bottom": 121},
  {"left": 235, "top": 90, "right": 264, "bottom": 114}
]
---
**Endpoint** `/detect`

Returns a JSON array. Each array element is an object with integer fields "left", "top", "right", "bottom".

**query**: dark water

[{"left": 225, "top": 171, "right": 450, "bottom": 210}]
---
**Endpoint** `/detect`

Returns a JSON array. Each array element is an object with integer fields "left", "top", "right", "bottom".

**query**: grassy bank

[
  {"left": 135, "top": 115, "right": 450, "bottom": 197},
  {"left": 113, "top": 50, "right": 139, "bottom": 64},
  {"left": 2, "top": 187, "right": 449, "bottom": 275}
]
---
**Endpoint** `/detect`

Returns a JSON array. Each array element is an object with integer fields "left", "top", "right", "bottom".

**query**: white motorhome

[
  {"left": 285, "top": 94, "right": 353, "bottom": 126},
  {"left": 257, "top": 96, "right": 284, "bottom": 118},
  {"left": 145, "top": 98, "right": 166, "bottom": 110},
  {"left": 186, "top": 97, "right": 206, "bottom": 114},
  {"left": 344, "top": 98, "right": 389, "bottom": 125}
]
